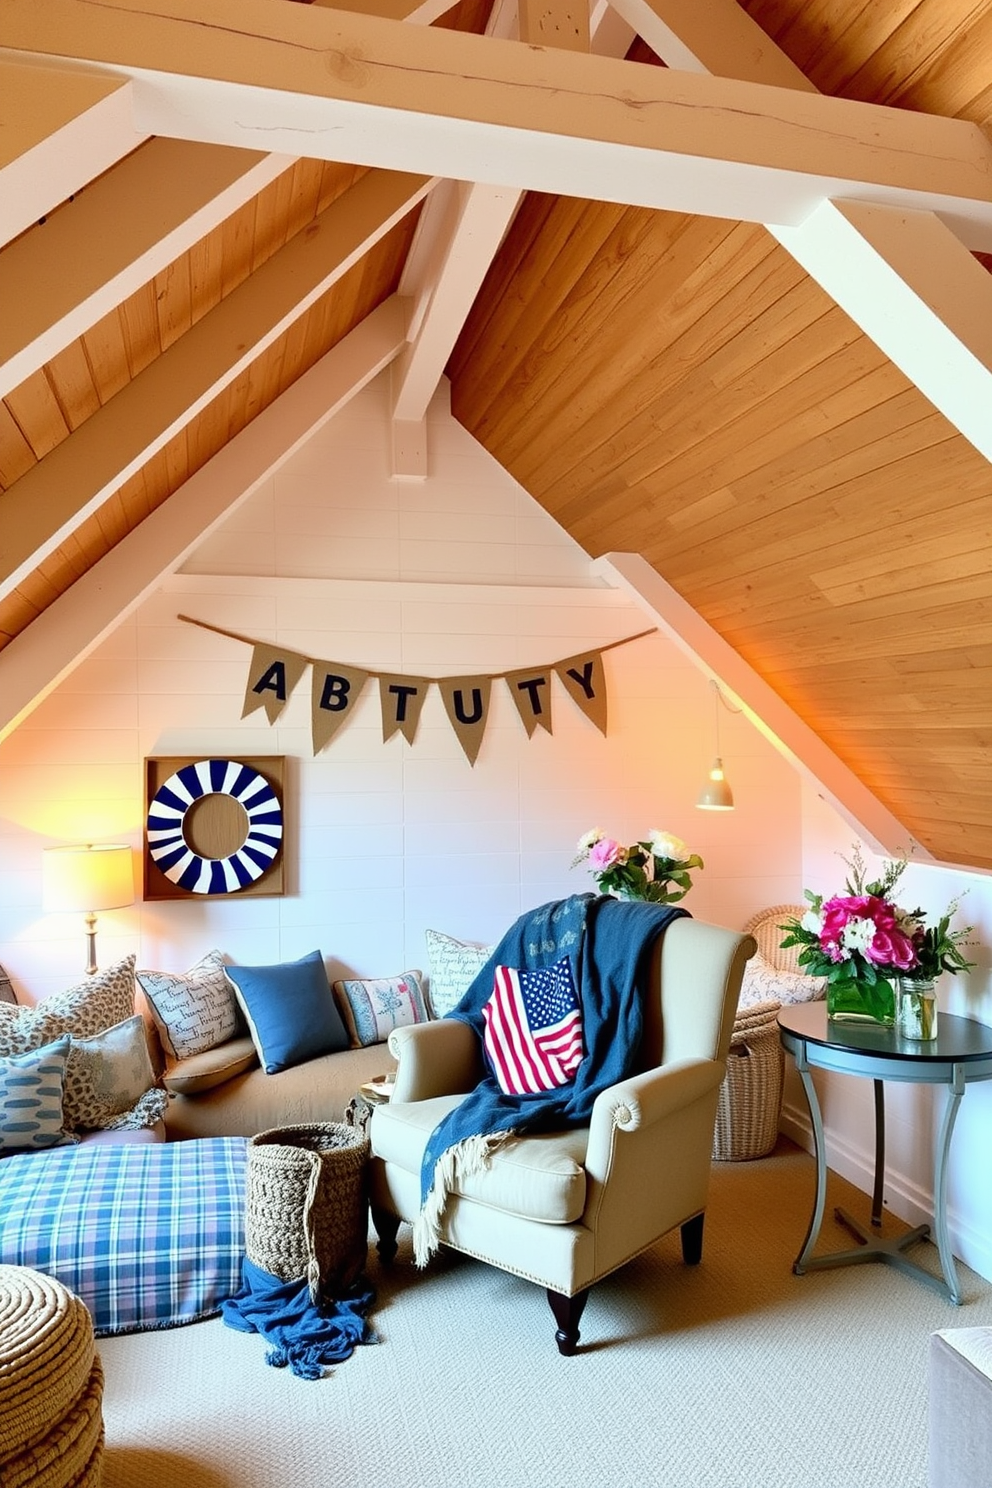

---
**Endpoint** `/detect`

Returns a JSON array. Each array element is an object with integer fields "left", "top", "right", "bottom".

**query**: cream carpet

[{"left": 97, "top": 1140, "right": 992, "bottom": 1488}]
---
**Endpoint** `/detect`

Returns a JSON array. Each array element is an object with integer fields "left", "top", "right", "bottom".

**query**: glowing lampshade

[{"left": 43, "top": 844, "right": 135, "bottom": 974}]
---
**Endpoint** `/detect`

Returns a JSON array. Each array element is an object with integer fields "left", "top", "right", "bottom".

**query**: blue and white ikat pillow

[{"left": 0, "top": 1036, "right": 74, "bottom": 1152}]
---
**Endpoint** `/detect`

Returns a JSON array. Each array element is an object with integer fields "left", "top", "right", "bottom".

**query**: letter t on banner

[
  {"left": 241, "top": 643, "right": 309, "bottom": 725},
  {"left": 504, "top": 668, "right": 553, "bottom": 737},
  {"left": 379, "top": 675, "right": 431, "bottom": 746},
  {"left": 311, "top": 663, "right": 370, "bottom": 754},
  {"left": 555, "top": 650, "right": 608, "bottom": 735}
]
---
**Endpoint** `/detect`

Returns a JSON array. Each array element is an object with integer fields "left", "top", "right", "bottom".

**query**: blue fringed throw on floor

[{"left": 222, "top": 1258, "right": 377, "bottom": 1380}]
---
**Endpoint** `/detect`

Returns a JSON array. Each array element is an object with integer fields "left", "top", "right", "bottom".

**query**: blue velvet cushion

[{"left": 224, "top": 951, "right": 350, "bottom": 1074}]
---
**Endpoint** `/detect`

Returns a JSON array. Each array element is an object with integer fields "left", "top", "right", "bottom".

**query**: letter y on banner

[
  {"left": 555, "top": 650, "right": 608, "bottom": 735},
  {"left": 242, "top": 643, "right": 308, "bottom": 725}
]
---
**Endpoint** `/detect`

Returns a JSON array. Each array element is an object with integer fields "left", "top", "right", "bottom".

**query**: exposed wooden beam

[
  {"left": 0, "top": 168, "right": 432, "bottom": 600},
  {"left": 4, "top": 0, "right": 992, "bottom": 244},
  {"left": 518, "top": 0, "right": 589, "bottom": 51},
  {"left": 597, "top": 552, "right": 925, "bottom": 860},
  {"left": 0, "top": 296, "right": 412, "bottom": 741},
  {"left": 0, "top": 139, "right": 293, "bottom": 397},
  {"left": 607, "top": 0, "right": 815, "bottom": 90},
  {"left": 0, "top": 58, "right": 146, "bottom": 246}
]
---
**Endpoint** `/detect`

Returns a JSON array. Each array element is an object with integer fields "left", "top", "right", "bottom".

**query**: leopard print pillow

[
  {"left": 62, "top": 1013, "right": 162, "bottom": 1131},
  {"left": 0, "top": 956, "right": 137, "bottom": 1059}
]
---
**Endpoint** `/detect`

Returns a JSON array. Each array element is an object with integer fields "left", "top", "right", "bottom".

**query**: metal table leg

[{"left": 932, "top": 1065, "right": 966, "bottom": 1305}]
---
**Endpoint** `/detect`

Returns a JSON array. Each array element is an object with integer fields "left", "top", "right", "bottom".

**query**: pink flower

[
  {"left": 589, "top": 837, "right": 626, "bottom": 871},
  {"left": 819, "top": 894, "right": 918, "bottom": 971}
]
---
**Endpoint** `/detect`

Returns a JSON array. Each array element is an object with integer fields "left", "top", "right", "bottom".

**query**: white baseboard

[{"left": 778, "top": 1099, "right": 992, "bottom": 1287}]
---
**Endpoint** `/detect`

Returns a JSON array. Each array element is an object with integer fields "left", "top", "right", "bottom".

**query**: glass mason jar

[
  {"left": 896, "top": 977, "right": 938, "bottom": 1040},
  {"left": 826, "top": 976, "right": 896, "bottom": 1026}
]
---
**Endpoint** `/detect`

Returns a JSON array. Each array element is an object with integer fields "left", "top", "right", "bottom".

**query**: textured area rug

[{"left": 97, "top": 1139, "right": 992, "bottom": 1488}]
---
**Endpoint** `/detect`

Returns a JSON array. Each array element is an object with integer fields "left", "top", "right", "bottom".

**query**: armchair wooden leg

[
  {"left": 371, "top": 1206, "right": 401, "bottom": 1264},
  {"left": 547, "top": 1287, "right": 590, "bottom": 1356},
  {"left": 681, "top": 1212, "right": 705, "bottom": 1265}
]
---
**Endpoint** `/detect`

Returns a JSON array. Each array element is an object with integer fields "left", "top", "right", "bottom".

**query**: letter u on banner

[
  {"left": 311, "top": 663, "right": 370, "bottom": 755},
  {"left": 242, "top": 643, "right": 309, "bottom": 725},
  {"left": 438, "top": 676, "right": 492, "bottom": 766},
  {"left": 555, "top": 650, "right": 608, "bottom": 735}
]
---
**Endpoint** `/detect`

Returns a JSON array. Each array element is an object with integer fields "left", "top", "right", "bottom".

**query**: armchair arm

[
  {"left": 585, "top": 1057, "right": 725, "bottom": 1181},
  {"left": 387, "top": 1019, "right": 485, "bottom": 1101}
]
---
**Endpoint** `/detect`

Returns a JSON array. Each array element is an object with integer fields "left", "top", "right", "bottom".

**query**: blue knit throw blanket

[
  {"left": 414, "top": 893, "right": 687, "bottom": 1262},
  {"left": 222, "top": 1259, "right": 377, "bottom": 1380}
]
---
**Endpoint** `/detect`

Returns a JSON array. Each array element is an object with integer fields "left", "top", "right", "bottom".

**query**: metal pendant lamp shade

[{"left": 696, "top": 681, "right": 735, "bottom": 811}]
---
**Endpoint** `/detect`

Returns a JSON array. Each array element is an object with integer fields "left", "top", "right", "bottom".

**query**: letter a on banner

[
  {"left": 504, "top": 668, "right": 553, "bottom": 738},
  {"left": 555, "top": 650, "right": 608, "bottom": 735},
  {"left": 438, "top": 676, "right": 492, "bottom": 765},
  {"left": 379, "top": 675, "right": 431, "bottom": 746},
  {"left": 311, "top": 663, "right": 371, "bottom": 755},
  {"left": 242, "top": 643, "right": 308, "bottom": 725}
]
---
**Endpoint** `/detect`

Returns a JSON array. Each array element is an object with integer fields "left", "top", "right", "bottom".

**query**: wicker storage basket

[
  {"left": 712, "top": 1000, "right": 784, "bottom": 1162},
  {"left": 245, "top": 1122, "right": 371, "bottom": 1303}
]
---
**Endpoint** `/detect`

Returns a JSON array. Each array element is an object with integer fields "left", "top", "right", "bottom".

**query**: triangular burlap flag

[
  {"left": 379, "top": 674, "right": 431, "bottom": 746},
  {"left": 437, "top": 676, "right": 493, "bottom": 766},
  {"left": 311, "top": 663, "right": 371, "bottom": 755},
  {"left": 556, "top": 650, "right": 608, "bottom": 735},
  {"left": 505, "top": 668, "right": 554, "bottom": 737},
  {"left": 241, "top": 643, "right": 309, "bottom": 725}
]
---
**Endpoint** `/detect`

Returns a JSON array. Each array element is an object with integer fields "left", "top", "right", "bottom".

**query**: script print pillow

[
  {"left": 424, "top": 929, "right": 496, "bottom": 1018},
  {"left": 483, "top": 957, "right": 584, "bottom": 1096},
  {"left": 137, "top": 950, "right": 243, "bottom": 1060}
]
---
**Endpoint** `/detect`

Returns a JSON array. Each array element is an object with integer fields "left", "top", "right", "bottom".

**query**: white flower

[
  {"left": 576, "top": 827, "right": 604, "bottom": 853},
  {"left": 842, "top": 918, "right": 875, "bottom": 954},
  {"left": 801, "top": 909, "right": 823, "bottom": 936},
  {"left": 647, "top": 829, "right": 688, "bottom": 862}
]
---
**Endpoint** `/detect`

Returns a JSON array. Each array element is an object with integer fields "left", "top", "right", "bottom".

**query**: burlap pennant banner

[
  {"left": 311, "top": 663, "right": 371, "bottom": 755},
  {"left": 437, "top": 675, "right": 493, "bottom": 766},
  {"left": 242, "top": 643, "right": 309, "bottom": 725},
  {"left": 379, "top": 674, "right": 431, "bottom": 746},
  {"left": 555, "top": 650, "right": 608, "bottom": 736},
  {"left": 182, "top": 616, "right": 654, "bottom": 764},
  {"left": 504, "top": 667, "right": 554, "bottom": 737}
]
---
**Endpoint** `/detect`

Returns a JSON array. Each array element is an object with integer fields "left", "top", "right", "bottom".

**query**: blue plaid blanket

[{"left": 0, "top": 1137, "right": 246, "bottom": 1336}]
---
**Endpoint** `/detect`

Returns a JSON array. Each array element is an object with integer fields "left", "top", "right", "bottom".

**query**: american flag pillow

[{"left": 482, "top": 956, "right": 584, "bottom": 1096}]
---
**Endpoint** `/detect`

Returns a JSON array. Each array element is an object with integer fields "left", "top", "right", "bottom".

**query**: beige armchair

[{"left": 369, "top": 917, "right": 755, "bottom": 1354}]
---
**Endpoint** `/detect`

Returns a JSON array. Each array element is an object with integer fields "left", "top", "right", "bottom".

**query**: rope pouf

[
  {"left": 0, "top": 1264, "right": 104, "bottom": 1487},
  {"left": 712, "top": 999, "right": 784, "bottom": 1162},
  {"left": 245, "top": 1122, "right": 371, "bottom": 1303}
]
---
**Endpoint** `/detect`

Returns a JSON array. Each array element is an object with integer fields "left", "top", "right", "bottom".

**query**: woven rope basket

[
  {"left": 245, "top": 1122, "right": 371, "bottom": 1303},
  {"left": 712, "top": 1000, "right": 784, "bottom": 1162},
  {"left": 0, "top": 1264, "right": 104, "bottom": 1488}
]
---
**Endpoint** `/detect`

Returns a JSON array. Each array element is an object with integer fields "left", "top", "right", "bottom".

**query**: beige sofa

[{"left": 160, "top": 1033, "right": 396, "bottom": 1140}]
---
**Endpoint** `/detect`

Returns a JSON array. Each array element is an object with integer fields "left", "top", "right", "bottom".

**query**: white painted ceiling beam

[
  {"left": 0, "top": 168, "right": 433, "bottom": 600},
  {"left": 4, "top": 0, "right": 992, "bottom": 244},
  {"left": 0, "top": 59, "right": 147, "bottom": 247},
  {"left": 0, "top": 139, "right": 294, "bottom": 398},
  {"left": 0, "top": 295, "right": 412, "bottom": 742},
  {"left": 597, "top": 553, "right": 923, "bottom": 859}
]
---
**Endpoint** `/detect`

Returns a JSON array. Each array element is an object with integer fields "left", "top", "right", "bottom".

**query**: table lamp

[{"left": 43, "top": 844, "right": 135, "bottom": 975}]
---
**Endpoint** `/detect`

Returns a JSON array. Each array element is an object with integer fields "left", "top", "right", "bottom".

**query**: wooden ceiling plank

[
  {"left": 0, "top": 295, "right": 412, "bottom": 739},
  {"left": 0, "top": 59, "right": 147, "bottom": 247},
  {"left": 608, "top": 0, "right": 816, "bottom": 89},
  {"left": 0, "top": 169, "right": 432, "bottom": 602},
  {"left": 5, "top": 0, "right": 992, "bottom": 239},
  {"left": 80, "top": 307, "right": 132, "bottom": 405},
  {"left": 0, "top": 400, "right": 36, "bottom": 488},
  {"left": 0, "top": 139, "right": 293, "bottom": 397},
  {"left": 3, "top": 370, "right": 69, "bottom": 462},
  {"left": 41, "top": 341, "right": 102, "bottom": 431}
]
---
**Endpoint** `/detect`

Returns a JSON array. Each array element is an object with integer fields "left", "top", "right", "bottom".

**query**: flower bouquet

[
  {"left": 571, "top": 828, "right": 703, "bottom": 905},
  {"left": 780, "top": 847, "right": 975, "bottom": 1030}
]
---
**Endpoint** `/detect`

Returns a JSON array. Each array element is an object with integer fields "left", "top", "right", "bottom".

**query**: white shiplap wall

[{"left": 0, "top": 374, "right": 802, "bottom": 1001}]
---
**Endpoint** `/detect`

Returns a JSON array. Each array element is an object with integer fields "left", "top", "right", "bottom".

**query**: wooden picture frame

[{"left": 143, "top": 755, "right": 286, "bottom": 901}]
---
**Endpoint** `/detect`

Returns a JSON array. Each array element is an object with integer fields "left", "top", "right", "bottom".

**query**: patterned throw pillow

[
  {"left": 738, "top": 951, "right": 827, "bottom": 1011},
  {"left": 424, "top": 929, "right": 496, "bottom": 1018},
  {"left": 136, "top": 950, "right": 244, "bottom": 1060},
  {"left": 62, "top": 1015, "right": 163, "bottom": 1132},
  {"left": 0, "top": 957, "right": 136, "bottom": 1060},
  {"left": 333, "top": 970, "right": 430, "bottom": 1048},
  {"left": 0, "top": 1037, "right": 75, "bottom": 1152},
  {"left": 482, "top": 958, "right": 584, "bottom": 1096},
  {"left": 0, "top": 964, "right": 15, "bottom": 1005}
]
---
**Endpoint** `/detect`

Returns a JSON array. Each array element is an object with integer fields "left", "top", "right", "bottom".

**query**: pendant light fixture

[{"left": 696, "top": 679, "right": 735, "bottom": 811}]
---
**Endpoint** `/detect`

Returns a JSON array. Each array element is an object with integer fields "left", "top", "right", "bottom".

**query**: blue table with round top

[{"left": 778, "top": 1001, "right": 992, "bottom": 1304}]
